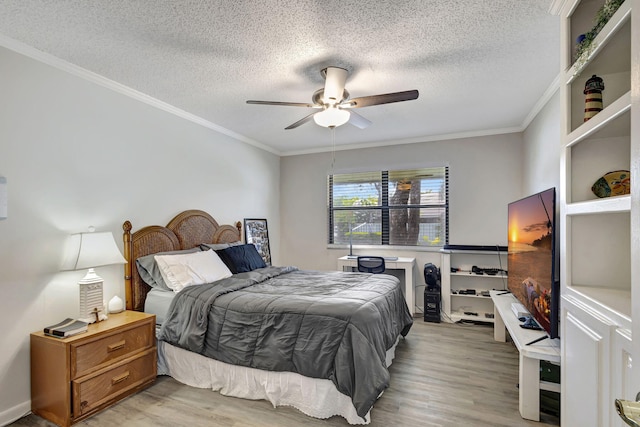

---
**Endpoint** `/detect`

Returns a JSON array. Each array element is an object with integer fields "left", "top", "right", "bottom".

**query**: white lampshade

[
  {"left": 61, "top": 231, "right": 126, "bottom": 271},
  {"left": 61, "top": 230, "right": 126, "bottom": 323},
  {"left": 314, "top": 107, "right": 350, "bottom": 128}
]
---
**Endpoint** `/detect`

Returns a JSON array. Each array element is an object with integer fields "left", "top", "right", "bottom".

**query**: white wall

[
  {"left": 521, "top": 89, "right": 561, "bottom": 280},
  {"left": 522, "top": 90, "right": 561, "bottom": 195},
  {"left": 0, "top": 46, "right": 280, "bottom": 425},
  {"left": 280, "top": 133, "right": 525, "bottom": 309}
]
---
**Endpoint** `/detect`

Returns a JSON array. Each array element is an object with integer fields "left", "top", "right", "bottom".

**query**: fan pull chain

[{"left": 330, "top": 126, "right": 336, "bottom": 173}]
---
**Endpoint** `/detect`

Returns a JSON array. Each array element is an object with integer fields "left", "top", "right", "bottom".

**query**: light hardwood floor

[{"left": 12, "top": 321, "right": 559, "bottom": 427}]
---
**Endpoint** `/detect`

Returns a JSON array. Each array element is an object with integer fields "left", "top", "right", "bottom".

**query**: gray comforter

[{"left": 158, "top": 266, "right": 413, "bottom": 418}]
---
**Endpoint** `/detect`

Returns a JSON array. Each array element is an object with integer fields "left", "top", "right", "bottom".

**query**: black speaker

[
  {"left": 424, "top": 289, "right": 441, "bottom": 323},
  {"left": 423, "top": 263, "right": 441, "bottom": 291}
]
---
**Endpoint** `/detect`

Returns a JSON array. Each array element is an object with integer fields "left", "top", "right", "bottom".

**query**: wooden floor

[{"left": 11, "top": 321, "right": 559, "bottom": 427}]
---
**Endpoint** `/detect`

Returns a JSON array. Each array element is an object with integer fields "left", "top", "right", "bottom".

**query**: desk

[
  {"left": 337, "top": 256, "right": 416, "bottom": 316},
  {"left": 490, "top": 291, "right": 560, "bottom": 421}
]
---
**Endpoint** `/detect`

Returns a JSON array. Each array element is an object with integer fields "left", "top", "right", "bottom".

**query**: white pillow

[{"left": 154, "top": 250, "right": 232, "bottom": 293}]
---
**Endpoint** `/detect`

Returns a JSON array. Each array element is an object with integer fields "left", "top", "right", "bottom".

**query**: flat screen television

[{"left": 507, "top": 187, "right": 559, "bottom": 339}]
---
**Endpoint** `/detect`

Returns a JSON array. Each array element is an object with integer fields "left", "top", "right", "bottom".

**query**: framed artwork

[{"left": 244, "top": 218, "right": 271, "bottom": 266}]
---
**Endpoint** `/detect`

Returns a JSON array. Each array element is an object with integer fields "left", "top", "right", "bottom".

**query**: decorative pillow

[
  {"left": 154, "top": 250, "right": 232, "bottom": 293},
  {"left": 215, "top": 244, "right": 267, "bottom": 274},
  {"left": 200, "top": 241, "right": 243, "bottom": 251},
  {"left": 136, "top": 247, "right": 201, "bottom": 291}
]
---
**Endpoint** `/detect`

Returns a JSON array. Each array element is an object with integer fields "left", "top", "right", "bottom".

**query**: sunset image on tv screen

[{"left": 507, "top": 189, "right": 554, "bottom": 331}]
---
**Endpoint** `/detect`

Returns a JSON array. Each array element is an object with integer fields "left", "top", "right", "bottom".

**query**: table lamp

[{"left": 61, "top": 228, "right": 126, "bottom": 323}]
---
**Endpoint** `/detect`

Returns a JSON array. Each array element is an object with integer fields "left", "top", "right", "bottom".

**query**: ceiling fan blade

[
  {"left": 285, "top": 112, "right": 317, "bottom": 130},
  {"left": 247, "top": 100, "right": 318, "bottom": 108},
  {"left": 323, "top": 67, "right": 348, "bottom": 104},
  {"left": 348, "top": 111, "right": 372, "bottom": 129},
  {"left": 346, "top": 89, "right": 419, "bottom": 108}
]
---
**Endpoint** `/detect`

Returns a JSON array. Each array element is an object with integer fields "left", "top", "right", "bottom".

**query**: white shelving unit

[
  {"left": 440, "top": 249, "right": 508, "bottom": 324},
  {"left": 555, "top": 0, "right": 639, "bottom": 425}
]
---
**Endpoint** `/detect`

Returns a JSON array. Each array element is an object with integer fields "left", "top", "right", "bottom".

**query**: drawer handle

[
  {"left": 107, "top": 340, "right": 126, "bottom": 352},
  {"left": 111, "top": 371, "right": 130, "bottom": 385}
]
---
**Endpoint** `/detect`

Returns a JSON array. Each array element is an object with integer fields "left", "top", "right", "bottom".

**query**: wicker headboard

[{"left": 122, "top": 209, "right": 242, "bottom": 311}]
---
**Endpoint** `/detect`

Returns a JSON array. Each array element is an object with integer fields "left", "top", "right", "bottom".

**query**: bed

[{"left": 122, "top": 209, "right": 413, "bottom": 424}]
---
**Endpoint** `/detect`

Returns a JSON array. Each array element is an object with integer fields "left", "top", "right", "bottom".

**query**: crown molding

[
  {"left": 0, "top": 34, "right": 280, "bottom": 156},
  {"left": 520, "top": 73, "right": 560, "bottom": 130},
  {"left": 281, "top": 126, "right": 524, "bottom": 156},
  {"left": 548, "top": 0, "right": 569, "bottom": 15}
]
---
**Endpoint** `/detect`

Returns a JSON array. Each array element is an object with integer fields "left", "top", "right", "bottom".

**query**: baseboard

[{"left": 0, "top": 401, "right": 30, "bottom": 427}]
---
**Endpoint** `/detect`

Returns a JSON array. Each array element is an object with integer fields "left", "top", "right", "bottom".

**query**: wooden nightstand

[{"left": 30, "top": 311, "right": 156, "bottom": 427}]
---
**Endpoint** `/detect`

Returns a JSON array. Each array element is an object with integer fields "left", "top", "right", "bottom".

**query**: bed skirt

[{"left": 157, "top": 337, "right": 399, "bottom": 425}]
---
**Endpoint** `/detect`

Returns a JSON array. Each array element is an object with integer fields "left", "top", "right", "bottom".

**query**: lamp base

[
  {"left": 78, "top": 268, "right": 108, "bottom": 324},
  {"left": 78, "top": 309, "right": 108, "bottom": 324}
]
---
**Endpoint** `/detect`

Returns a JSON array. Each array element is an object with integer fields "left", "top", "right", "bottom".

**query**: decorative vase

[{"left": 108, "top": 295, "right": 124, "bottom": 313}]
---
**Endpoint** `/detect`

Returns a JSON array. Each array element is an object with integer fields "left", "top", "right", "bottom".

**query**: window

[{"left": 328, "top": 167, "right": 449, "bottom": 247}]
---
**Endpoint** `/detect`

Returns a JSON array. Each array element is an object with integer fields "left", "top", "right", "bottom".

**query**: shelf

[
  {"left": 442, "top": 250, "right": 507, "bottom": 325},
  {"left": 540, "top": 380, "right": 562, "bottom": 394},
  {"left": 565, "top": 194, "right": 631, "bottom": 215},
  {"left": 567, "top": 0, "right": 632, "bottom": 81},
  {"left": 567, "top": 5, "right": 631, "bottom": 133},
  {"left": 566, "top": 90, "right": 631, "bottom": 146},
  {"left": 441, "top": 249, "right": 507, "bottom": 255},
  {"left": 568, "top": 104, "right": 630, "bottom": 203},
  {"left": 570, "top": 213, "right": 630, "bottom": 291},
  {"left": 450, "top": 311, "right": 495, "bottom": 324},
  {"left": 451, "top": 293, "right": 494, "bottom": 299},
  {"left": 451, "top": 271, "right": 507, "bottom": 278}
]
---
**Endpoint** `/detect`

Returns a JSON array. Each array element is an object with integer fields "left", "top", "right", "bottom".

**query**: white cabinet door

[
  {"left": 612, "top": 328, "right": 633, "bottom": 426},
  {"left": 562, "top": 295, "right": 617, "bottom": 427}
]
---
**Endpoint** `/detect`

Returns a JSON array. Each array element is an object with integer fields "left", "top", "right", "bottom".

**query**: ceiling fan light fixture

[
  {"left": 314, "top": 107, "right": 350, "bottom": 128},
  {"left": 247, "top": 66, "right": 417, "bottom": 130}
]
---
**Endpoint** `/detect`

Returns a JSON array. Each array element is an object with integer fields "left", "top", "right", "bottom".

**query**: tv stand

[{"left": 490, "top": 291, "right": 560, "bottom": 421}]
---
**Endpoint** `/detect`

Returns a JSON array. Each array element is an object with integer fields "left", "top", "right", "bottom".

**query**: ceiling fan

[{"left": 246, "top": 66, "right": 419, "bottom": 130}]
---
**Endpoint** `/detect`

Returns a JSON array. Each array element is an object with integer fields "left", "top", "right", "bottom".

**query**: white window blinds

[{"left": 328, "top": 167, "right": 449, "bottom": 246}]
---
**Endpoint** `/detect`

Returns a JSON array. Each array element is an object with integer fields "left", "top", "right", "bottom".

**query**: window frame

[{"left": 328, "top": 167, "right": 449, "bottom": 247}]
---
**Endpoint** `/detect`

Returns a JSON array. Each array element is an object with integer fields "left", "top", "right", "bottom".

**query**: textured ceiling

[{"left": 0, "top": 1, "right": 559, "bottom": 155}]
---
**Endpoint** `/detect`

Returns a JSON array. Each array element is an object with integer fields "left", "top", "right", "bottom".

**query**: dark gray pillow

[
  {"left": 215, "top": 244, "right": 266, "bottom": 274},
  {"left": 199, "top": 241, "right": 243, "bottom": 251},
  {"left": 136, "top": 247, "right": 201, "bottom": 291}
]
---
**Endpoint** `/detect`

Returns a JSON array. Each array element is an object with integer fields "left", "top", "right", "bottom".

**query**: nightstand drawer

[
  {"left": 72, "top": 348, "right": 156, "bottom": 418},
  {"left": 72, "top": 320, "right": 154, "bottom": 377}
]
